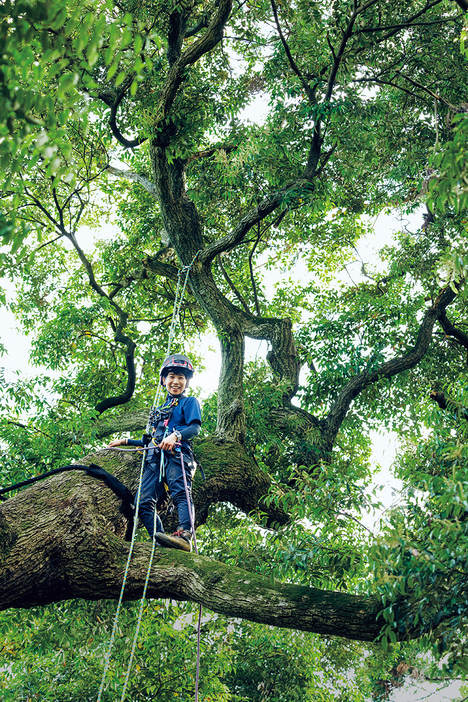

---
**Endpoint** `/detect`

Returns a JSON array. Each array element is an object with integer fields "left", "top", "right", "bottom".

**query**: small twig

[
  {"left": 335, "top": 510, "right": 374, "bottom": 536},
  {"left": 355, "top": 15, "right": 463, "bottom": 33},
  {"left": 32, "top": 233, "right": 65, "bottom": 253},
  {"left": 217, "top": 254, "right": 251, "bottom": 313},
  {"left": 7, "top": 420, "right": 52, "bottom": 438},
  {"left": 128, "top": 315, "right": 173, "bottom": 323},
  {"left": 326, "top": 32, "right": 337, "bottom": 60},
  {"left": 249, "top": 223, "right": 262, "bottom": 316},
  {"left": 397, "top": 70, "right": 454, "bottom": 109},
  {"left": 355, "top": 76, "right": 431, "bottom": 106}
]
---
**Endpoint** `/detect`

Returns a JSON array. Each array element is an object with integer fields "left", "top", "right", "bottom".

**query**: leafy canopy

[{"left": 1, "top": 0, "right": 468, "bottom": 699}]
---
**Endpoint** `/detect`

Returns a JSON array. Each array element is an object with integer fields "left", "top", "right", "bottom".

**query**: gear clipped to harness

[{"left": 147, "top": 395, "right": 180, "bottom": 427}]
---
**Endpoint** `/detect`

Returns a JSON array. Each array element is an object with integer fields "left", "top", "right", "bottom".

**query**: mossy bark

[{"left": 0, "top": 458, "right": 382, "bottom": 640}]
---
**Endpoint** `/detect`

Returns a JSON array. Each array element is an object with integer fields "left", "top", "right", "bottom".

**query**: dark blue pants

[{"left": 138, "top": 449, "right": 194, "bottom": 537}]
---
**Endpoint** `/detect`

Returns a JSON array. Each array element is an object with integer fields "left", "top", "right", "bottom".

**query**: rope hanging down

[{"left": 97, "top": 250, "right": 201, "bottom": 702}]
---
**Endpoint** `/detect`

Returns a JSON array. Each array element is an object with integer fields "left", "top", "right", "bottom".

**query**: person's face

[{"left": 163, "top": 371, "right": 187, "bottom": 395}]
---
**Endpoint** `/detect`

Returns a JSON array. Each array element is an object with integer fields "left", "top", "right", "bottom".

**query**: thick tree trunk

[{"left": 0, "top": 457, "right": 381, "bottom": 640}]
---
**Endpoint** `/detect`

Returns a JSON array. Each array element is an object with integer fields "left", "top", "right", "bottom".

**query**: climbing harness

[{"left": 97, "top": 250, "right": 203, "bottom": 702}]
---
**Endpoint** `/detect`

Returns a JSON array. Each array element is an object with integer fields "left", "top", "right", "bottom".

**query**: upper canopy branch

[
  {"left": 439, "top": 311, "right": 468, "bottom": 351},
  {"left": 199, "top": 181, "right": 308, "bottom": 265},
  {"left": 63, "top": 232, "right": 141, "bottom": 413},
  {"left": 94, "top": 320, "right": 137, "bottom": 414},
  {"left": 185, "top": 13, "right": 211, "bottom": 38},
  {"left": 358, "top": 0, "right": 446, "bottom": 48},
  {"left": 322, "top": 284, "right": 459, "bottom": 448},
  {"left": 355, "top": 14, "right": 464, "bottom": 33},
  {"left": 155, "top": 0, "right": 232, "bottom": 123},
  {"left": 99, "top": 84, "right": 147, "bottom": 150},
  {"left": 324, "top": 1, "right": 365, "bottom": 102},
  {"left": 355, "top": 77, "right": 431, "bottom": 106},
  {"left": 217, "top": 254, "right": 251, "bottom": 313},
  {"left": 106, "top": 166, "right": 159, "bottom": 199},
  {"left": 270, "top": 0, "right": 316, "bottom": 104},
  {"left": 186, "top": 144, "right": 237, "bottom": 163}
]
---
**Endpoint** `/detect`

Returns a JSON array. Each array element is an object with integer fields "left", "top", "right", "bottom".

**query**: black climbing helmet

[{"left": 160, "top": 354, "right": 194, "bottom": 386}]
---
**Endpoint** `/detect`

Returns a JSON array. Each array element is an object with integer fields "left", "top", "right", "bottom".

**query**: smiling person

[{"left": 108, "top": 354, "right": 201, "bottom": 552}]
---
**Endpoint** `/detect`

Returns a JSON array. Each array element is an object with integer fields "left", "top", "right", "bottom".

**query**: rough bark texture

[
  {"left": 95, "top": 409, "right": 150, "bottom": 439},
  {"left": 0, "top": 457, "right": 381, "bottom": 640},
  {"left": 3, "top": 0, "right": 464, "bottom": 648},
  {"left": 192, "top": 437, "right": 289, "bottom": 527}
]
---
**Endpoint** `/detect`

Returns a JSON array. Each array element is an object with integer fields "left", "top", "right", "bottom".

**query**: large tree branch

[
  {"left": 94, "top": 323, "right": 137, "bottom": 414},
  {"left": 64, "top": 233, "right": 140, "bottom": 412},
  {"left": 20, "top": 174, "right": 140, "bottom": 415},
  {"left": 439, "top": 311, "right": 468, "bottom": 351},
  {"left": 186, "top": 144, "right": 237, "bottom": 163},
  {"left": 249, "top": 225, "right": 262, "bottom": 316},
  {"left": 93, "top": 420, "right": 289, "bottom": 525},
  {"left": 109, "top": 163, "right": 305, "bottom": 421},
  {"left": 156, "top": 0, "right": 232, "bottom": 122},
  {"left": 4, "top": 447, "right": 462, "bottom": 641},
  {"left": 430, "top": 390, "right": 468, "bottom": 421},
  {"left": 322, "top": 285, "right": 458, "bottom": 448},
  {"left": 199, "top": 181, "right": 307, "bottom": 265},
  {"left": 106, "top": 166, "right": 159, "bottom": 199},
  {"left": 167, "top": 10, "right": 188, "bottom": 67},
  {"left": 175, "top": 258, "right": 314, "bottom": 438},
  {"left": 217, "top": 254, "right": 252, "bottom": 314},
  {"left": 2, "top": 443, "right": 466, "bottom": 646},
  {"left": 324, "top": 0, "right": 383, "bottom": 103},
  {"left": 240, "top": 315, "right": 302, "bottom": 401},
  {"left": 185, "top": 13, "right": 211, "bottom": 38},
  {"left": 95, "top": 408, "right": 150, "bottom": 439},
  {"left": 0, "top": 454, "right": 379, "bottom": 638},
  {"left": 143, "top": 255, "right": 180, "bottom": 281},
  {"left": 215, "top": 324, "right": 247, "bottom": 443},
  {"left": 99, "top": 84, "right": 147, "bottom": 149}
]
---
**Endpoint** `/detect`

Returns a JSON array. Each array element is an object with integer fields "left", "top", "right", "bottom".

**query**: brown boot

[{"left": 156, "top": 529, "right": 192, "bottom": 552}]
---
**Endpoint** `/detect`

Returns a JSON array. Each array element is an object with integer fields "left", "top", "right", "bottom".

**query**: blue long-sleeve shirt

[{"left": 128, "top": 394, "right": 201, "bottom": 453}]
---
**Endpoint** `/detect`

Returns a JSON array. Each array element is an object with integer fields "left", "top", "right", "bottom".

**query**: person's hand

[
  {"left": 158, "top": 433, "right": 177, "bottom": 453},
  {"left": 108, "top": 439, "right": 126, "bottom": 447}
]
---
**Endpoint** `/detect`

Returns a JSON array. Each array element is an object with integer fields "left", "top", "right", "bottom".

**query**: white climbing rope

[{"left": 97, "top": 251, "right": 200, "bottom": 702}]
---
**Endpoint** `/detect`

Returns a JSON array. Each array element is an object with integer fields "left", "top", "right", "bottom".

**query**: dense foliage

[{"left": 1, "top": 0, "right": 468, "bottom": 698}]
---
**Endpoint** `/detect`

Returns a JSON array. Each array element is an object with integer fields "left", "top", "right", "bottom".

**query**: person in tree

[{"left": 108, "top": 354, "right": 201, "bottom": 552}]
